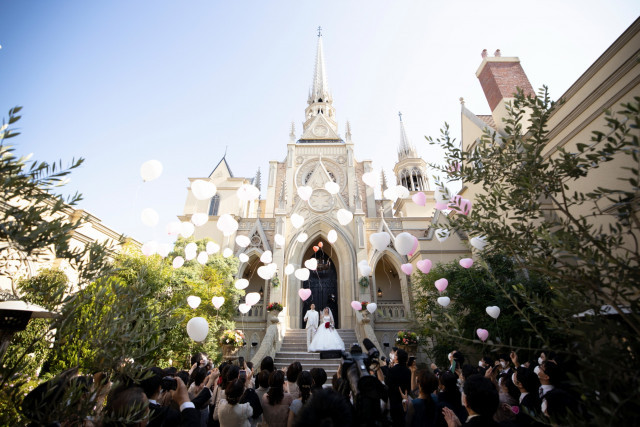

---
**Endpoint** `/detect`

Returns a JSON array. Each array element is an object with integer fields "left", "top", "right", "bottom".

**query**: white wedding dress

[{"left": 308, "top": 314, "right": 345, "bottom": 352}]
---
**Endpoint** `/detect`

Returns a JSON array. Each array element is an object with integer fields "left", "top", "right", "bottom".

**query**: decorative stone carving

[{"left": 309, "top": 189, "right": 335, "bottom": 213}]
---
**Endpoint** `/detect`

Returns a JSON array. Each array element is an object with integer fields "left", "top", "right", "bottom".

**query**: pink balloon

[
  {"left": 351, "top": 301, "right": 362, "bottom": 311},
  {"left": 476, "top": 328, "right": 489, "bottom": 342},
  {"left": 449, "top": 195, "right": 472, "bottom": 216},
  {"left": 401, "top": 263, "right": 414, "bottom": 275},
  {"left": 417, "top": 259, "right": 432, "bottom": 274},
  {"left": 408, "top": 236, "right": 419, "bottom": 256},
  {"left": 435, "top": 278, "right": 448, "bottom": 292},
  {"left": 459, "top": 258, "right": 474, "bottom": 268},
  {"left": 299, "top": 289, "right": 312, "bottom": 301},
  {"left": 411, "top": 191, "right": 426, "bottom": 206},
  {"left": 435, "top": 202, "right": 448, "bottom": 210}
]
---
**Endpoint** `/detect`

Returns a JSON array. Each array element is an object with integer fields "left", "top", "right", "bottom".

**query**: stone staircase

[{"left": 274, "top": 329, "right": 358, "bottom": 378}]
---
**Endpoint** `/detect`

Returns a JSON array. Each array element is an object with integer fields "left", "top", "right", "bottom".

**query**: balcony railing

[
  {"left": 236, "top": 303, "right": 264, "bottom": 321},
  {"left": 375, "top": 302, "right": 406, "bottom": 321}
]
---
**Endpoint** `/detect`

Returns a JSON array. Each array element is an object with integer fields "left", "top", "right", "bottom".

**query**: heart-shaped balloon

[
  {"left": 197, "top": 251, "right": 209, "bottom": 265},
  {"left": 295, "top": 268, "right": 310, "bottom": 281},
  {"left": 408, "top": 236, "right": 419, "bottom": 256},
  {"left": 328, "top": 229, "right": 338, "bottom": 243},
  {"left": 313, "top": 246, "right": 319, "bottom": 253},
  {"left": 212, "top": 296, "right": 225, "bottom": 309},
  {"left": 395, "top": 232, "right": 415, "bottom": 255},
  {"left": 206, "top": 242, "right": 220, "bottom": 254},
  {"left": 383, "top": 187, "right": 399, "bottom": 201},
  {"left": 362, "top": 171, "right": 378, "bottom": 188},
  {"left": 459, "top": 258, "right": 473, "bottom": 269},
  {"left": 297, "top": 186, "right": 313, "bottom": 201},
  {"left": 435, "top": 229, "right": 450, "bottom": 243},
  {"left": 191, "top": 212, "right": 208, "bottom": 227},
  {"left": 284, "top": 264, "right": 295, "bottom": 275},
  {"left": 476, "top": 328, "right": 489, "bottom": 342},
  {"left": 238, "top": 303, "right": 251, "bottom": 314},
  {"left": 275, "top": 234, "right": 285, "bottom": 247},
  {"left": 435, "top": 278, "right": 448, "bottom": 292},
  {"left": 166, "top": 221, "right": 182, "bottom": 236},
  {"left": 245, "top": 292, "right": 261, "bottom": 306},
  {"left": 237, "top": 184, "right": 260, "bottom": 202},
  {"left": 437, "top": 297, "right": 451, "bottom": 307},
  {"left": 417, "top": 259, "right": 432, "bottom": 274},
  {"left": 187, "top": 295, "right": 201, "bottom": 309},
  {"left": 172, "top": 256, "right": 185, "bottom": 269},
  {"left": 299, "top": 288, "right": 312, "bottom": 301},
  {"left": 351, "top": 301, "right": 362, "bottom": 311},
  {"left": 325, "top": 181, "right": 340, "bottom": 195},
  {"left": 291, "top": 213, "right": 305, "bottom": 229},
  {"left": 395, "top": 185, "right": 410, "bottom": 199},
  {"left": 238, "top": 253, "right": 249, "bottom": 262},
  {"left": 236, "top": 235, "right": 251, "bottom": 248},
  {"left": 318, "top": 242, "right": 323, "bottom": 248},
  {"left": 235, "top": 279, "right": 249, "bottom": 290},
  {"left": 367, "top": 302, "right": 378, "bottom": 314},
  {"left": 359, "top": 265, "right": 372, "bottom": 276},
  {"left": 223, "top": 248, "right": 233, "bottom": 258},
  {"left": 486, "top": 306, "right": 500, "bottom": 319},
  {"left": 257, "top": 266, "right": 272, "bottom": 280},
  {"left": 191, "top": 180, "right": 217, "bottom": 200},
  {"left": 337, "top": 209, "right": 353, "bottom": 225},
  {"left": 435, "top": 202, "right": 449, "bottom": 210},
  {"left": 412, "top": 192, "right": 426, "bottom": 206},
  {"left": 142, "top": 241, "right": 158, "bottom": 256},
  {"left": 297, "top": 233, "right": 309, "bottom": 243},
  {"left": 216, "top": 214, "right": 239, "bottom": 236},
  {"left": 180, "top": 222, "right": 195, "bottom": 238},
  {"left": 401, "top": 263, "right": 414, "bottom": 275},
  {"left": 260, "top": 251, "right": 273, "bottom": 263},
  {"left": 470, "top": 236, "right": 488, "bottom": 251},
  {"left": 449, "top": 195, "right": 472, "bottom": 216},
  {"left": 304, "top": 258, "right": 318, "bottom": 270},
  {"left": 370, "top": 232, "right": 391, "bottom": 252}
]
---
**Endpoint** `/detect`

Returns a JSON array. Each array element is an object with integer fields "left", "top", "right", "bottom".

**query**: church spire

[
  {"left": 397, "top": 111, "right": 417, "bottom": 161},
  {"left": 309, "top": 27, "right": 331, "bottom": 104}
]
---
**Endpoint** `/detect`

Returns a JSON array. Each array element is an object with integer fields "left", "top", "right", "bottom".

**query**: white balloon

[
  {"left": 471, "top": 236, "right": 488, "bottom": 251},
  {"left": 327, "top": 229, "right": 338, "bottom": 243},
  {"left": 362, "top": 171, "right": 378, "bottom": 188},
  {"left": 223, "top": 248, "right": 233, "bottom": 258},
  {"left": 295, "top": 268, "right": 310, "bottom": 281},
  {"left": 257, "top": 266, "right": 271, "bottom": 280},
  {"left": 284, "top": 264, "right": 295, "bottom": 275},
  {"left": 197, "top": 251, "right": 209, "bottom": 265},
  {"left": 172, "top": 256, "right": 184, "bottom": 268},
  {"left": 304, "top": 258, "right": 318, "bottom": 270},
  {"left": 260, "top": 251, "right": 273, "bottom": 264},
  {"left": 206, "top": 241, "right": 220, "bottom": 254},
  {"left": 191, "top": 180, "right": 217, "bottom": 200},
  {"left": 291, "top": 213, "right": 305, "bottom": 229},
  {"left": 140, "top": 160, "right": 163, "bottom": 182},
  {"left": 166, "top": 221, "right": 182, "bottom": 236},
  {"left": 238, "top": 303, "right": 251, "bottom": 314},
  {"left": 245, "top": 292, "right": 261, "bottom": 306},
  {"left": 370, "top": 232, "right": 391, "bottom": 252},
  {"left": 191, "top": 213, "right": 208, "bottom": 227},
  {"left": 141, "top": 241, "right": 158, "bottom": 256},
  {"left": 238, "top": 253, "right": 249, "bottom": 263},
  {"left": 435, "top": 228, "right": 450, "bottom": 243},
  {"left": 395, "top": 185, "right": 410, "bottom": 199},
  {"left": 157, "top": 243, "right": 172, "bottom": 258},
  {"left": 297, "top": 233, "right": 309, "bottom": 243},
  {"left": 217, "top": 214, "right": 239, "bottom": 236},
  {"left": 297, "top": 186, "right": 313, "bottom": 201},
  {"left": 325, "top": 181, "right": 340, "bottom": 195},
  {"left": 141, "top": 208, "right": 159, "bottom": 227},
  {"left": 180, "top": 222, "right": 195, "bottom": 238},
  {"left": 186, "top": 317, "right": 208, "bottom": 342},
  {"left": 367, "top": 302, "right": 378, "bottom": 314},
  {"left": 359, "top": 264, "right": 372, "bottom": 276},
  {"left": 358, "top": 259, "right": 370, "bottom": 267},
  {"left": 267, "top": 262, "right": 278, "bottom": 274},
  {"left": 337, "top": 209, "right": 353, "bottom": 225},
  {"left": 437, "top": 297, "right": 451, "bottom": 307},
  {"left": 237, "top": 184, "right": 260, "bottom": 201},
  {"left": 275, "top": 234, "right": 285, "bottom": 247},
  {"left": 486, "top": 306, "right": 501, "bottom": 319},
  {"left": 236, "top": 235, "right": 251, "bottom": 248},
  {"left": 235, "top": 279, "right": 249, "bottom": 290},
  {"left": 394, "top": 232, "right": 415, "bottom": 255},
  {"left": 383, "top": 187, "right": 398, "bottom": 201},
  {"left": 185, "top": 242, "right": 198, "bottom": 255},
  {"left": 434, "top": 186, "right": 448, "bottom": 203},
  {"left": 211, "top": 296, "right": 225, "bottom": 309},
  {"left": 187, "top": 295, "right": 201, "bottom": 309}
]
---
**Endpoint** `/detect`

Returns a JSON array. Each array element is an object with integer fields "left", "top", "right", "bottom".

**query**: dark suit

[
  {"left": 148, "top": 387, "right": 212, "bottom": 427},
  {"left": 385, "top": 363, "right": 411, "bottom": 427}
]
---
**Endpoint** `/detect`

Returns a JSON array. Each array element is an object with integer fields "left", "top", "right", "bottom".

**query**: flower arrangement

[
  {"left": 395, "top": 330, "right": 418, "bottom": 346},
  {"left": 271, "top": 275, "right": 280, "bottom": 288},
  {"left": 358, "top": 276, "right": 370, "bottom": 288},
  {"left": 266, "top": 302, "right": 283, "bottom": 312},
  {"left": 220, "top": 329, "right": 245, "bottom": 347},
  {"left": 360, "top": 301, "right": 369, "bottom": 311}
]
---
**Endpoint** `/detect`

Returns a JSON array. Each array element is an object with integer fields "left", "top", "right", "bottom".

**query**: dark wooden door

[{"left": 300, "top": 251, "right": 339, "bottom": 328}]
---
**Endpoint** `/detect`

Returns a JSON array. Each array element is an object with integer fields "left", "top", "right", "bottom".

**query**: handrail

[
  {"left": 354, "top": 311, "right": 384, "bottom": 352},
  {"left": 250, "top": 311, "right": 283, "bottom": 366}
]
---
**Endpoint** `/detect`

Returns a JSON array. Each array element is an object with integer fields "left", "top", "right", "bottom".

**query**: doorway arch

[{"left": 299, "top": 238, "right": 340, "bottom": 328}]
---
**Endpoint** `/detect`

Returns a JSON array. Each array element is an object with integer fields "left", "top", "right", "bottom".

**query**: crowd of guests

[{"left": 21, "top": 347, "right": 579, "bottom": 426}]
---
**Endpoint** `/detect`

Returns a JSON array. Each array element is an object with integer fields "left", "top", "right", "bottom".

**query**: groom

[{"left": 304, "top": 303, "right": 319, "bottom": 351}]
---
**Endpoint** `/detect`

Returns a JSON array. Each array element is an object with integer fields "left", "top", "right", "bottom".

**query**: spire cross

[
  {"left": 224, "top": 145, "right": 228, "bottom": 157},
  {"left": 398, "top": 111, "right": 403, "bottom": 122},
  {"left": 317, "top": 26, "right": 322, "bottom": 37}
]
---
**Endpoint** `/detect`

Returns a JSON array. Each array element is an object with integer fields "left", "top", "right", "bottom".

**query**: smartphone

[
  {"left": 238, "top": 356, "right": 245, "bottom": 367},
  {"left": 239, "top": 369, "right": 247, "bottom": 380},
  {"left": 161, "top": 376, "right": 177, "bottom": 391},
  {"left": 408, "top": 356, "right": 416, "bottom": 367}
]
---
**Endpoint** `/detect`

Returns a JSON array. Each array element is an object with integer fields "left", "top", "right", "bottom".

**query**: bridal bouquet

[{"left": 325, "top": 321, "right": 331, "bottom": 329}]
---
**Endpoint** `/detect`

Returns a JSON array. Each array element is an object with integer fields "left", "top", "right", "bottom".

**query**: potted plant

[
  {"left": 220, "top": 329, "right": 245, "bottom": 358},
  {"left": 266, "top": 302, "right": 283, "bottom": 323},
  {"left": 360, "top": 301, "right": 371, "bottom": 321},
  {"left": 395, "top": 330, "right": 419, "bottom": 355}
]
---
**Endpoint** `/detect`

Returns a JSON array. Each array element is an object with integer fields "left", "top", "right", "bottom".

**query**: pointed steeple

[
  {"left": 309, "top": 26, "right": 331, "bottom": 104},
  {"left": 397, "top": 111, "right": 418, "bottom": 161},
  {"left": 345, "top": 120, "right": 352, "bottom": 142},
  {"left": 254, "top": 168, "right": 262, "bottom": 193},
  {"left": 381, "top": 170, "right": 388, "bottom": 192},
  {"left": 289, "top": 122, "right": 296, "bottom": 143}
]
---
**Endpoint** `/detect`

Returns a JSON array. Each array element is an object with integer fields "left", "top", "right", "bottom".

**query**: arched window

[
  {"left": 411, "top": 167, "right": 424, "bottom": 191},
  {"left": 399, "top": 169, "right": 411, "bottom": 189},
  {"left": 208, "top": 195, "right": 220, "bottom": 216}
]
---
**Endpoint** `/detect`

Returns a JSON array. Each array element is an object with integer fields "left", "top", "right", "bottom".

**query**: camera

[{"left": 161, "top": 376, "right": 177, "bottom": 391}]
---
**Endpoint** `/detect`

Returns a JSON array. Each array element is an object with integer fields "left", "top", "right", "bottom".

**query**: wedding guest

[
  {"left": 443, "top": 374, "right": 500, "bottom": 426},
  {"left": 218, "top": 378, "right": 253, "bottom": 427},
  {"left": 310, "top": 367, "right": 328, "bottom": 391},
  {"left": 262, "top": 370, "right": 293, "bottom": 427},
  {"left": 255, "top": 370, "right": 270, "bottom": 402},
  {"left": 293, "top": 388, "right": 352, "bottom": 427},
  {"left": 287, "top": 371, "right": 313, "bottom": 426},
  {"left": 286, "top": 361, "right": 303, "bottom": 399},
  {"left": 386, "top": 348, "right": 411, "bottom": 426},
  {"left": 261, "top": 356, "right": 275, "bottom": 373},
  {"left": 438, "top": 371, "right": 467, "bottom": 423},
  {"left": 401, "top": 369, "right": 443, "bottom": 427},
  {"left": 513, "top": 367, "right": 542, "bottom": 426}
]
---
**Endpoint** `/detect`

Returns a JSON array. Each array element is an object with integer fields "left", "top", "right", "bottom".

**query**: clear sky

[{"left": 1, "top": 1, "right": 638, "bottom": 246}]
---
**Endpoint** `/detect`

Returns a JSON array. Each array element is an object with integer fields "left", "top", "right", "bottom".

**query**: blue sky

[{"left": 1, "top": 1, "right": 638, "bottom": 246}]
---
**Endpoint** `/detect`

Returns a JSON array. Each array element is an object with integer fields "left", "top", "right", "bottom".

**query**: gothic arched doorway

[{"left": 300, "top": 238, "right": 339, "bottom": 328}]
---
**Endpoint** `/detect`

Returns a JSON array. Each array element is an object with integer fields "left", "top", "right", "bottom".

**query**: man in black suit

[
  {"left": 386, "top": 348, "right": 411, "bottom": 427},
  {"left": 513, "top": 367, "right": 542, "bottom": 426},
  {"left": 443, "top": 374, "right": 500, "bottom": 426}
]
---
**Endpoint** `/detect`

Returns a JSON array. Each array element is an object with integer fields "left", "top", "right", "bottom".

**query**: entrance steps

[{"left": 273, "top": 329, "right": 358, "bottom": 378}]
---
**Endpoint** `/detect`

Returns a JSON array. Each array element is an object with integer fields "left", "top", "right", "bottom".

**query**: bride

[{"left": 308, "top": 307, "right": 345, "bottom": 352}]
